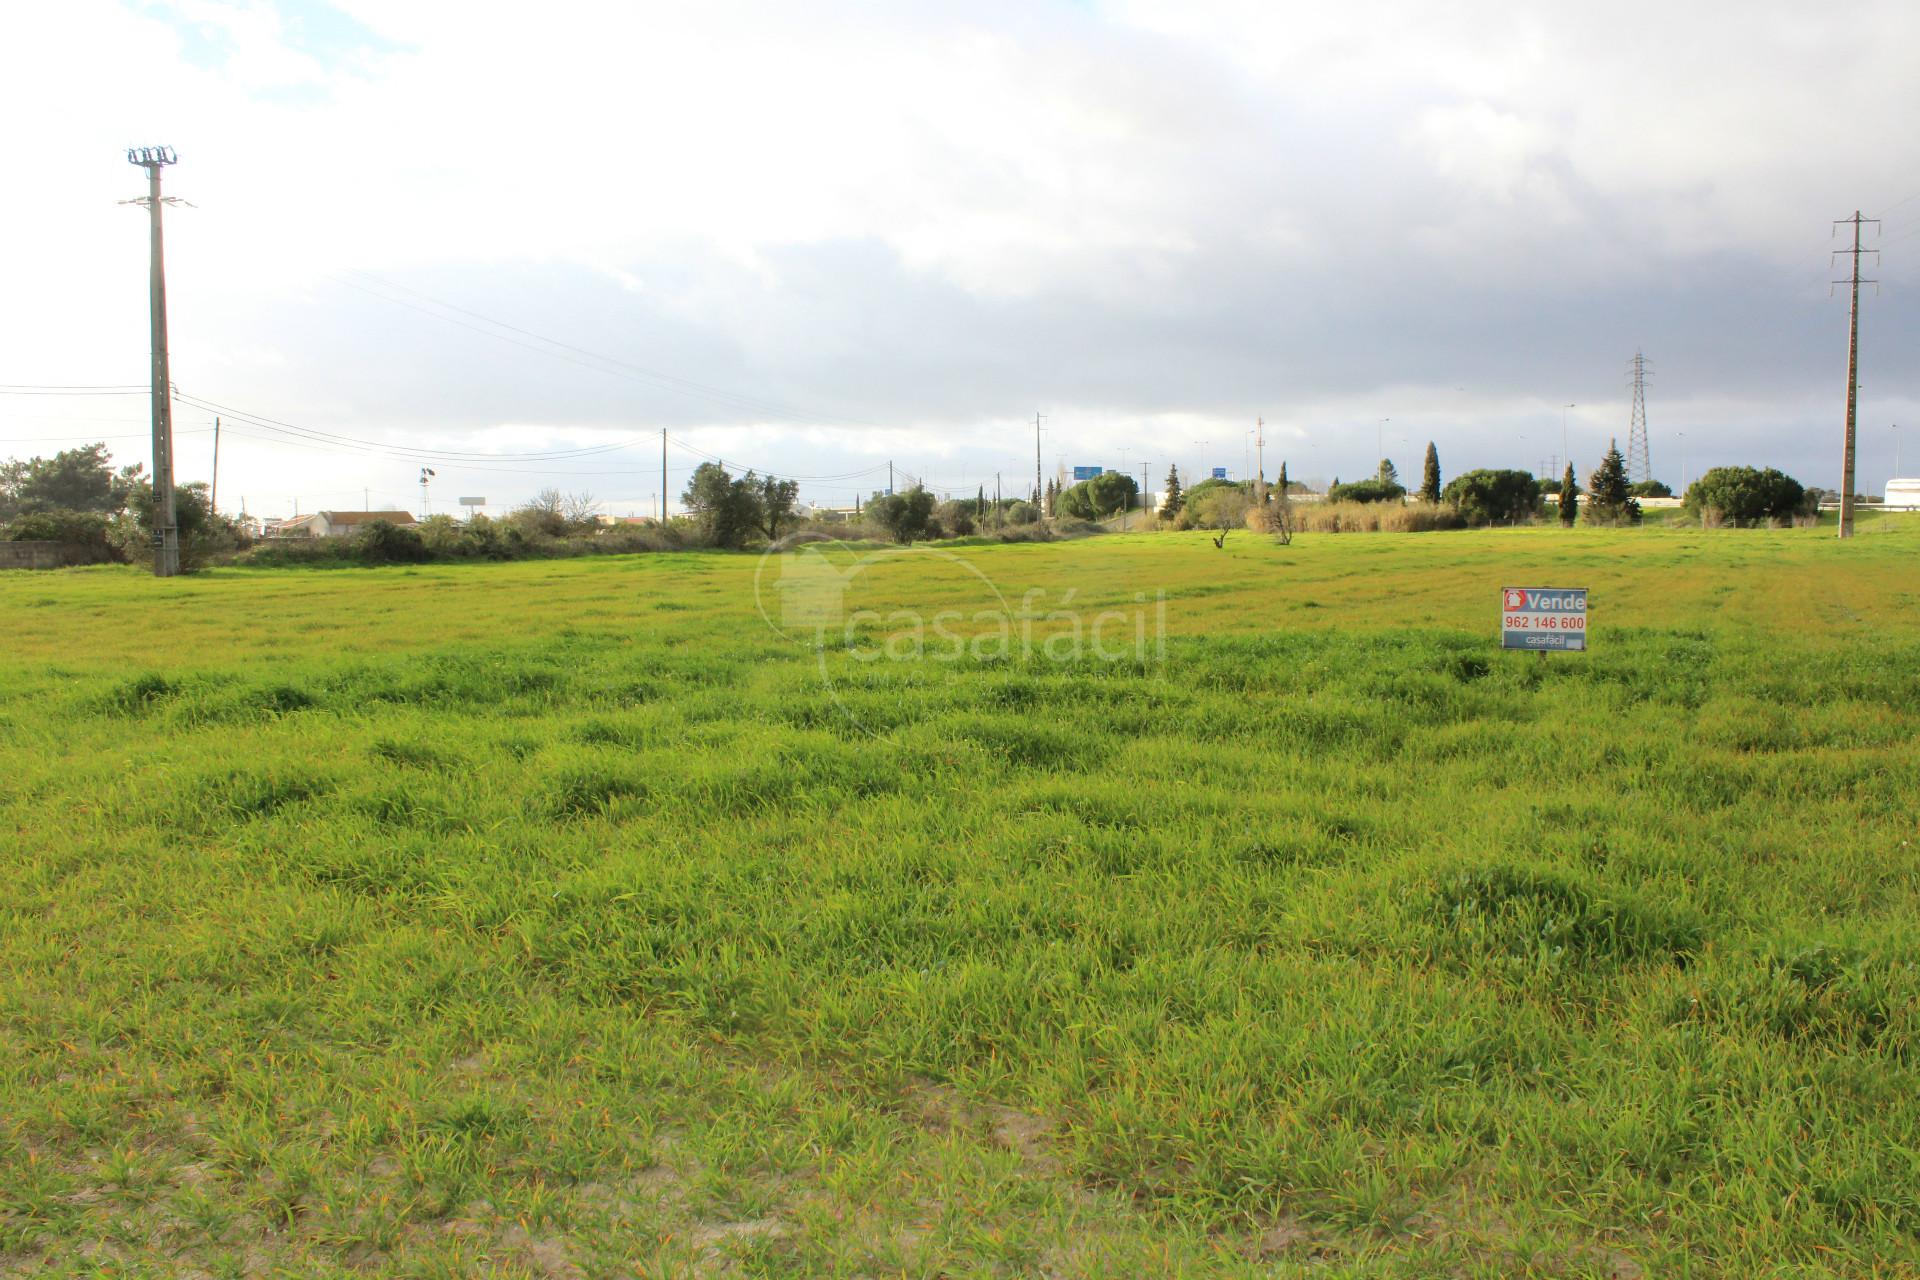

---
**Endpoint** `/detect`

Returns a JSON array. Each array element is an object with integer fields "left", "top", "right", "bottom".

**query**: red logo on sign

[{"left": 1504, "top": 589, "right": 1526, "bottom": 610}]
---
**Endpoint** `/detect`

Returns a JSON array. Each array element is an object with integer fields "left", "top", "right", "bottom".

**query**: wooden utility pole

[
  {"left": 127, "top": 147, "right": 180, "bottom": 576},
  {"left": 1834, "top": 211, "right": 1879, "bottom": 539}
]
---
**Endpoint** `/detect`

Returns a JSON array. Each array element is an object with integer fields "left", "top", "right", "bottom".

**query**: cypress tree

[
  {"left": 1420, "top": 442, "right": 1442, "bottom": 503},
  {"left": 1159, "top": 465, "right": 1184, "bottom": 518},
  {"left": 1559, "top": 463, "right": 1577, "bottom": 526}
]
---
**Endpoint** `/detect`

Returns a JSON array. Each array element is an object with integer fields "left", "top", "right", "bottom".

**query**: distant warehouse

[
  {"left": 1885, "top": 479, "right": 1920, "bottom": 512},
  {"left": 271, "top": 510, "right": 417, "bottom": 538}
]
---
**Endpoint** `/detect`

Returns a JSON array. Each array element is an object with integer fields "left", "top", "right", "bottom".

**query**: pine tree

[
  {"left": 1158, "top": 465, "right": 1184, "bottom": 519},
  {"left": 1584, "top": 439, "right": 1640, "bottom": 525},
  {"left": 1420, "top": 442, "right": 1441, "bottom": 503},
  {"left": 1558, "top": 463, "right": 1577, "bottom": 526},
  {"left": 1377, "top": 458, "right": 1399, "bottom": 487}
]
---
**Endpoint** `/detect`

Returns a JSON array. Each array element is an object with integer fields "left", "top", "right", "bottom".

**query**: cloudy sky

[{"left": 4, "top": 0, "right": 1917, "bottom": 517}]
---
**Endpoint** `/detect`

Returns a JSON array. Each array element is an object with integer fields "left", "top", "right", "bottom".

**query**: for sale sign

[{"left": 1501, "top": 586, "right": 1587, "bottom": 651}]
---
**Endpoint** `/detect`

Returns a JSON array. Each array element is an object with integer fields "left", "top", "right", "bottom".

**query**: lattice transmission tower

[{"left": 1625, "top": 351, "right": 1653, "bottom": 485}]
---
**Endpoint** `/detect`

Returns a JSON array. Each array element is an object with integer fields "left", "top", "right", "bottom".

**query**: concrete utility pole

[
  {"left": 661, "top": 429, "right": 668, "bottom": 520},
  {"left": 1255, "top": 418, "right": 1266, "bottom": 503},
  {"left": 1033, "top": 412, "right": 1046, "bottom": 517},
  {"left": 1834, "top": 210, "right": 1880, "bottom": 539},
  {"left": 126, "top": 146, "right": 180, "bottom": 577},
  {"left": 210, "top": 416, "right": 220, "bottom": 514}
]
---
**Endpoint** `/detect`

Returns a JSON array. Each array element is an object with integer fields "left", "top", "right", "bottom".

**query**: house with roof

[{"left": 272, "top": 510, "right": 418, "bottom": 538}]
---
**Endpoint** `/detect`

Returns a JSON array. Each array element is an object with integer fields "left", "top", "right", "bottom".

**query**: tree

[
  {"left": 1684, "top": 466, "right": 1810, "bottom": 526},
  {"left": 560, "top": 491, "right": 601, "bottom": 527},
  {"left": 1419, "top": 442, "right": 1441, "bottom": 504},
  {"left": 1627, "top": 479, "right": 1674, "bottom": 498},
  {"left": 681, "top": 461, "right": 762, "bottom": 548},
  {"left": 1192, "top": 485, "right": 1249, "bottom": 544},
  {"left": 1558, "top": 464, "right": 1578, "bottom": 526},
  {"left": 1442, "top": 469, "right": 1542, "bottom": 526},
  {"left": 1584, "top": 439, "right": 1642, "bottom": 525},
  {"left": 1327, "top": 477, "right": 1405, "bottom": 504},
  {"left": 1377, "top": 457, "right": 1399, "bottom": 488},
  {"left": 120, "top": 479, "right": 242, "bottom": 571},
  {"left": 1158, "top": 465, "right": 1184, "bottom": 519},
  {"left": 0, "top": 443, "right": 130, "bottom": 519},
  {"left": 1255, "top": 461, "right": 1295, "bottom": 544},
  {"left": 752, "top": 473, "right": 800, "bottom": 540},
  {"left": 1057, "top": 472, "right": 1138, "bottom": 520},
  {"left": 869, "top": 486, "right": 935, "bottom": 543}
]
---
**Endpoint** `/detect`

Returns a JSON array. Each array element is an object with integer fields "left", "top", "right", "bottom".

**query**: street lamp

[{"left": 1563, "top": 403, "right": 1576, "bottom": 474}]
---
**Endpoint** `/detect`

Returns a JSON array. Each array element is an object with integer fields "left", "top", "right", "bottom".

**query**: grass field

[{"left": 3, "top": 518, "right": 1918, "bottom": 1277}]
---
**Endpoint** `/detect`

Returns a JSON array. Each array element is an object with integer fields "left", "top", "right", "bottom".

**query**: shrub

[
  {"left": 868, "top": 487, "right": 935, "bottom": 543},
  {"left": 118, "top": 480, "right": 244, "bottom": 571},
  {"left": 1442, "top": 469, "right": 1541, "bottom": 526},
  {"left": 1685, "top": 466, "right": 1811, "bottom": 526},
  {"left": 1291, "top": 500, "right": 1465, "bottom": 533},
  {"left": 1628, "top": 479, "right": 1674, "bottom": 498},
  {"left": 1, "top": 508, "right": 117, "bottom": 554},
  {"left": 356, "top": 520, "right": 431, "bottom": 565}
]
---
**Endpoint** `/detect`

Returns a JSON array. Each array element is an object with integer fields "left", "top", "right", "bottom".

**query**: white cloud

[{"left": 0, "top": 0, "right": 1915, "bottom": 514}]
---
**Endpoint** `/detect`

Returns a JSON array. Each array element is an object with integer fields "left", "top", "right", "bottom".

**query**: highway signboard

[
  {"left": 1072, "top": 466, "right": 1104, "bottom": 480},
  {"left": 1501, "top": 586, "right": 1587, "bottom": 651}
]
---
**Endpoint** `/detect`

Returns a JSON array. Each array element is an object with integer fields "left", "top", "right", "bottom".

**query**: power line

[{"left": 336, "top": 270, "right": 890, "bottom": 432}]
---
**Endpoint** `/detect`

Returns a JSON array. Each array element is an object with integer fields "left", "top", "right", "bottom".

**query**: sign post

[{"left": 1501, "top": 587, "right": 1587, "bottom": 653}]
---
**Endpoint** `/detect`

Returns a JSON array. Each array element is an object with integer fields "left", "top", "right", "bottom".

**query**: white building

[
  {"left": 1884, "top": 479, "right": 1920, "bottom": 511},
  {"left": 271, "top": 510, "right": 418, "bottom": 538}
]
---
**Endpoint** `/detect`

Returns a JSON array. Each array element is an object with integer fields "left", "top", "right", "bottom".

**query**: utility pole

[
  {"left": 888, "top": 461, "right": 894, "bottom": 496},
  {"left": 126, "top": 146, "right": 180, "bottom": 577},
  {"left": 1033, "top": 412, "right": 1046, "bottom": 519},
  {"left": 994, "top": 472, "right": 1001, "bottom": 528},
  {"left": 210, "top": 416, "right": 221, "bottom": 514},
  {"left": 1255, "top": 418, "right": 1266, "bottom": 503},
  {"left": 1834, "top": 211, "right": 1880, "bottom": 539}
]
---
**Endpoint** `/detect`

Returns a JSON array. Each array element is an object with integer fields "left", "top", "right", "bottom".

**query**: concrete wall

[{"left": 0, "top": 541, "right": 117, "bottom": 570}]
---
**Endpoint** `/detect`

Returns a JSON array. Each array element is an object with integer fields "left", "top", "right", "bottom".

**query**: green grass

[{"left": 2, "top": 518, "right": 1918, "bottom": 1277}]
